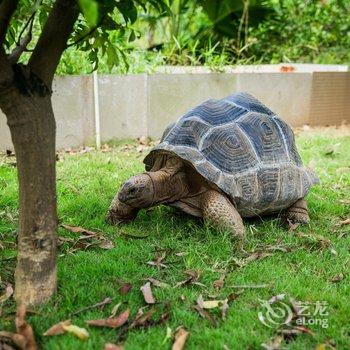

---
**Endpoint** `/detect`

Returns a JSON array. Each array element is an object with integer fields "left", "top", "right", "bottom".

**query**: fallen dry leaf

[
  {"left": 15, "top": 304, "right": 37, "bottom": 350},
  {"left": 148, "top": 278, "right": 170, "bottom": 288},
  {"left": 62, "top": 324, "right": 89, "bottom": 340},
  {"left": 146, "top": 251, "right": 168, "bottom": 269},
  {"left": 194, "top": 296, "right": 217, "bottom": 327},
  {"left": 174, "top": 270, "right": 205, "bottom": 288},
  {"left": 279, "top": 325, "right": 314, "bottom": 336},
  {"left": 330, "top": 273, "right": 344, "bottom": 283},
  {"left": 227, "top": 290, "right": 244, "bottom": 301},
  {"left": 104, "top": 343, "right": 124, "bottom": 350},
  {"left": 261, "top": 335, "right": 284, "bottom": 350},
  {"left": 246, "top": 252, "right": 273, "bottom": 262},
  {"left": 172, "top": 327, "right": 189, "bottom": 350},
  {"left": 129, "top": 307, "right": 156, "bottom": 328},
  {"left": 175, "top": 252, "right": 188, "bottom": 257},
  {"left": 268, "top": 294, "right": 286, "bottom": 303},
  {"left": 213, "top": 273, "right": 225, "bottom": 292},
  {"left": 61, "top": 225, "right": 114, "bottom": 251},
  {"left": 62, "top": 224, "right": 97, "bottom": 236},
  {"left": 201, "top": 299, "right": 225, "bottom": 309},
  {"left": 109, "top": 303, "right": 122, "bottom": 318},
  {"left": 43, "top": 320, "right": 71, "bottom": 336},
  {"left": 119, "top": 282, "right": 132, "bottom": 295},
  {"left": 99, "top": 240, "right": 115, "bottom": 249},
  {"left": 140, "top": 282, "right": 156, "bottom": 304},
  {"left": 86, "top": 309, "right": 130, "bottom": 328}
]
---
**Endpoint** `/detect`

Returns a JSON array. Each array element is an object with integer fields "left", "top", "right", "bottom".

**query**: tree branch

[
  {"left": 28, "top": 0, "right": 79, "bottom": 87},
  {"left": 9, "top": 16, "right": 35, "bottom": 64},
  {"left": 0, "top": 0, "right": 19, "bottom": 44}
]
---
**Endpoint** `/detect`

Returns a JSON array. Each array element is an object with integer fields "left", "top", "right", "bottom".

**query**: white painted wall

[{"left": 0, "top": 65, "right": 349, "bottom": 150}]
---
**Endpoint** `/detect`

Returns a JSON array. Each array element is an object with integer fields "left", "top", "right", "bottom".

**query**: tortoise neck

[{"left": 146, "top": 169, "right": 189, "bottom": 205}]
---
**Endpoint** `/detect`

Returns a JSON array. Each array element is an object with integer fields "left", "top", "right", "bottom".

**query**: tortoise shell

[{"left": 144, "top": 92, "right": 319, "bottom": 217}]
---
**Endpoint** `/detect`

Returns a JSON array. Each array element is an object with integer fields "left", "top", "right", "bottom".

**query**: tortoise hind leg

[
  {"left": 201, "top": 190, "right": 245, "bottom": 240},
  {"left": 284, "top": 198, "right": 310, "bottom": 224}
]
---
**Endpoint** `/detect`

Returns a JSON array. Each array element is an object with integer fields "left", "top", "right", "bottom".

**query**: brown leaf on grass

[
  {"left": 261, "top": 335, "right": 284, "bottom": 350},
  {"left": 172, "top": 327, "right": 189, "bottom": 350},
  {"left": 61, "top": 224, "right": 97, "bottom": 236},
  {"left": 43, "top": 320, "right": 71, "bottom": 336},
  {"left": 99, "top": 239, "right": 115, "bottom": 249},
  {"left": 175, "top": 252, "right": 188, "bottom": 257},
  {"left": 213, "top": 273, "right": 225, "bottom": 292},
  {"left": 146, "top": 251, "right": 167, "bottom": 269},
  {"left": 227, "top": 290, "right": 244, "bottom": 301},
  {"left": 119, "top": 282, "right": 132, "bottom": 295},
  {"left": 86, "top": 309, "right": 130, "bottom": 328},
  {"left": 174, "top": 270, "right": 204, "bottom": 288},
  {"left": 0, "top": 284, "right": 13, "bottom": 303},
  {"left": 104, "top": 343, "right": 124, "bottom": 350},
  {"left": 129, "top": 307, "right": 156, "bottom": 328},
  {"left": 109, "top": 303, "right": 122, "bottom": 318},
  {"left": 61, "top": 224, "right": 115, "bottom": 252},
  {"left": 15, "top": 304, "right": 37, "bottom": 350},
  {"left": 194, "top": 296, "right": 217, "bottom": 327},
  {"left": 330, "top": 273, "right": 344, "bottom": 283},
  {"left": 268, "top": 294, "right": 286, "bottom": 303},
  {"left": 62, "top": 324, "right": 89, "bottom": 340},
  {"left": 279, "top": 325, "right": 314, "bottom": 337},
  {"left": 245, "top": 252, "right": 273, "bottom": 263},
  {"left": 140, "top": 282, "right": 156, "bottom": 304},
  {"left": 148, "top": 278, "right": 170, "bottom": 288}
]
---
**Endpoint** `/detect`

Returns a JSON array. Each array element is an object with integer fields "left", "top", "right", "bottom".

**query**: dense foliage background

[{"left": 10, "top": 0, "right": 350, "bottom": 74}]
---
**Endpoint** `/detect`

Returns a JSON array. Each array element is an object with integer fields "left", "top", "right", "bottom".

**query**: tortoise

[{"left": 107, "top": 92, "right": 318, "bottom": 240}]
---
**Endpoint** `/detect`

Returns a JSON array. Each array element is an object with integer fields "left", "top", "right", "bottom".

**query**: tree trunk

[{"left": 0, "top": 84, "right": 57, "bottom": 306}]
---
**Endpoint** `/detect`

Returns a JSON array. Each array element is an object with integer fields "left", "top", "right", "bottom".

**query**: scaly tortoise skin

[{"left": 107, "top": 92, "right": 319, "bottom": 241}]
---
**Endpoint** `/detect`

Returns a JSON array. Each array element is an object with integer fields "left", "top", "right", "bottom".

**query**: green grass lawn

[{"left": 0, "top": 129, "right": 349, "bottom": 350}]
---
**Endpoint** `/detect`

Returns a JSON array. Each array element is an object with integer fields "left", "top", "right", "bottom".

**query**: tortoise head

[
  {"left": 106, "top": 174, "right": 154, "bottom": 225},
  {"left": 117, "top": 173, "right": 154, "bottom": 208}
]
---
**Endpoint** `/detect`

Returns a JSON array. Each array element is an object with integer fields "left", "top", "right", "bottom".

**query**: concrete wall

[{"left": 1, "top": 65, "right": 349, "bottom": 150}]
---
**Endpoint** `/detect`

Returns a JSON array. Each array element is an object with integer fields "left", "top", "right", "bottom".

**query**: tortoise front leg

[
  {"left": 284, "top": 198, "right": 310, "bottom": 224},
  {"left": 201, "top": 190, "right": 245, "bottom": 240}
]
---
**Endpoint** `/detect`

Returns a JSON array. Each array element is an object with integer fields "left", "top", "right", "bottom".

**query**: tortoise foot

[{"left": 284, "top": 198, "right": 310, "bottom": 225}]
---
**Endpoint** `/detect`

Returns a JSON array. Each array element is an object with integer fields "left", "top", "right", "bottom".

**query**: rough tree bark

[
  {"left": 0, "top": 0, "right": 78, "bottom": 305},
  {"left": 0, "top": 81, "right": 57, "bottom": 305}
]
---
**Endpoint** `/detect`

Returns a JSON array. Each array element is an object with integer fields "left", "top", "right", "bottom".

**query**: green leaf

[
  {"left": 116, "top": 0, "right": 138, "bottom": 24},
  {"left": 78, "top": 0, "right": 99, "bottom": 27},
  {"left": 106, "top": 45, "right": 119, "bottom": 70}
]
